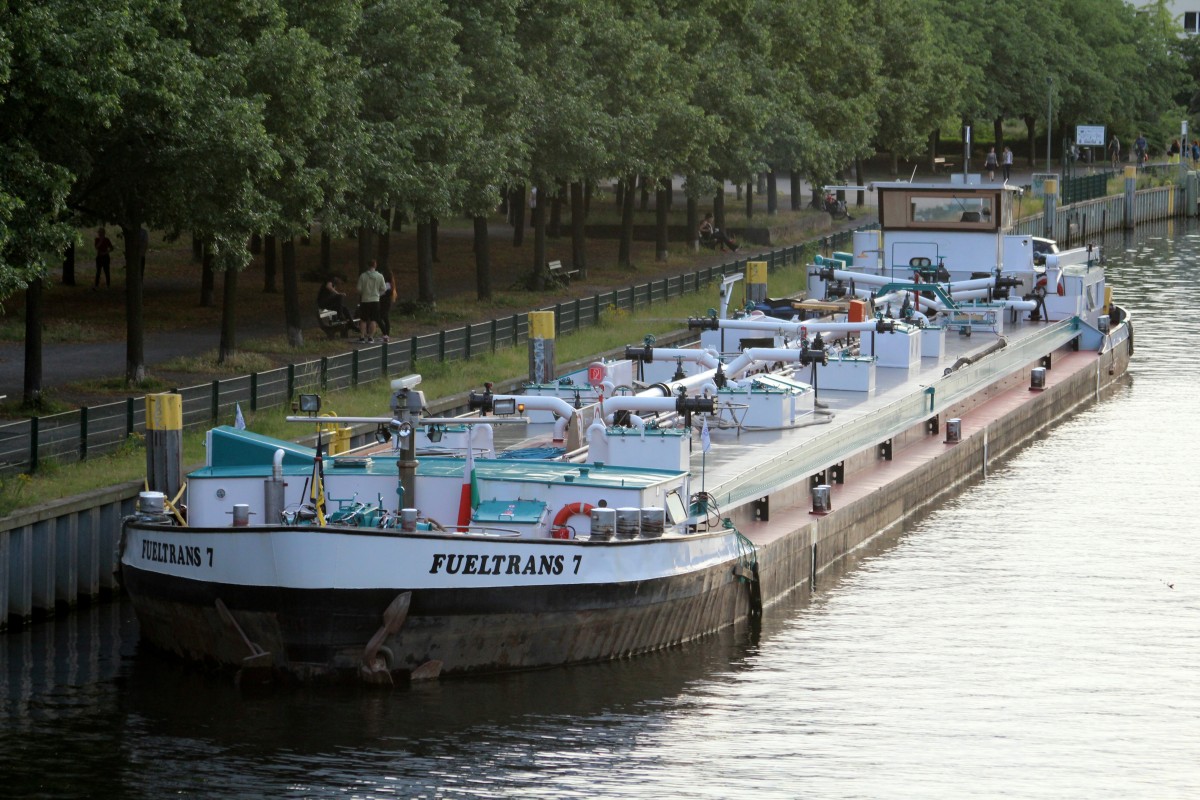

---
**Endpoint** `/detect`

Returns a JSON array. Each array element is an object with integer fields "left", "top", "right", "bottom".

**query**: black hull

[{"left": 121, "top": 558, "right": 753, "bottom": 681}]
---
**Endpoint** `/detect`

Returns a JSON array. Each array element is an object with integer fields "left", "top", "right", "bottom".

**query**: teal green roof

[{"left": 191, "top": 427, "right": 683, "bottom": 486}]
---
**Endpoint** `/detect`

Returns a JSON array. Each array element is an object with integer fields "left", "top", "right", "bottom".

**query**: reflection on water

[{"left": 2, "top": 221, "right": 1199, "bottom": 799}]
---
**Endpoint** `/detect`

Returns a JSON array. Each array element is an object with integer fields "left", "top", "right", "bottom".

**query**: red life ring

[{"left": 551, "top": 502, "right": 594, "bottom": 539}]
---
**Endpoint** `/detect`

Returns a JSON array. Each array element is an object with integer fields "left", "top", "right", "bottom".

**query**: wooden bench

[
  {"left": 548, "top": 260, "right": 579, "bottom": 284},
  {"left": 932, "top": 157, "right": 956, "bottom": 172}
]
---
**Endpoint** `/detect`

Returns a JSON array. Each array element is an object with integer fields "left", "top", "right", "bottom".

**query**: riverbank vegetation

[{"left": 1, "top": 0, "right": 1196, "bottom": 409}]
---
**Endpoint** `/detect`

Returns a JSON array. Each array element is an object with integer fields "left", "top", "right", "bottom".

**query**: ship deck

[{"left": 496, "top": 311, "right": 1107, "bottom": 549}]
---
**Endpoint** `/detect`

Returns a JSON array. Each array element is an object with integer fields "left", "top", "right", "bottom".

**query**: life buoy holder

[{"left": 552, "top": 502, "right": 594, "bottom": 539}]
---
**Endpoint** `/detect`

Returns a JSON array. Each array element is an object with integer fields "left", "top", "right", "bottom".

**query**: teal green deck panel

[{"left": 472, "top": 499, "right": 548, "bottom": 524}]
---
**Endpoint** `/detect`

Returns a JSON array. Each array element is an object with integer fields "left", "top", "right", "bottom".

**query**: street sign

[{"left": 1076, "top": 125, "right": 1105, "bottom": 146}]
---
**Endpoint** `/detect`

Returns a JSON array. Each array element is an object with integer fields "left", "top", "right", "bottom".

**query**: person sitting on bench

[
  {"left": 699, "top": 213, "right": 738, "bottom": 252},
  {"left": 318, "top": 277, "right": 355, "bottom": 323}
]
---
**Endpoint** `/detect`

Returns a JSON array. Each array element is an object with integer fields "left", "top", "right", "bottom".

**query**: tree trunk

[
  {"left": 714, "top": 188, "right": 726, "bottom": 231},
  {"left": 473, "top": 215, "right": 492, "bottom": 300},
  {"left": 929, "top": 129, "right": 941, "bottom": 168},
  {"left": 890, "top": 151, "right": 899, "bottom": 177},
  {"left": 191, "top": 233, "right": 203, "bottom": 262},
  {"left": 618, "top": 175, "right": 636, "bottom": 270},
  {"left": 790, "top": 170, "right": 801, "bottom": 211},
  {"left": 639, "top": 175, "right": 649, "bottom": 211},
  {"left": 766, "top": 169, "right": 778, "bottom": 215},
  {"left": 1024, "top": 114, "right": 1038, "bottom": 167},
  {"left": 200, "top": 241, "right": 215, "bottom": 307},
  {"left": 532, "top": 189, "right": 547, "bottom": 290},
  {"left": 745, "top": 179, "right": 753, "bottom": 219},
  {"left": 416, "top": 221, "right": 435, "bottom": 306},
  {"left": 655, "top": 181, "right": 669, "bottom": 261},
  {"left": 855, "top": 157, "right": 866, "bottom": 206},
  {"left": 22, "top": 276, "right": 43, "bottom": 408},
  {"left": 357, "top": 225, "right": 372, "bottom": 273},
  {"left": 320, "top": 230, "right": 331, "bottom": 274},
  {"left": 281, "top": 237, "right": 303, "bottom": 348},
  {"left": 584, "top": 181, "right": 592, "bottom": 216},
  {"left": 431, "top": 218, "right": 439, "bottom": 262},
  {"left": 549, "top": 188, "right": 562, "bottom": 239},
  {"left": 62, "top": 242, "right": 76, "bottom": 286},
  {"left": 218, "top": 266, "right": 238, "bottom": 364},
  {"left": 122, "top": 220, "right": 146, "bottom": 384},
  {"left": 570, "top": 181, "right": 587, "bottom": 278},
  {"left": 511, "top": 185, "right": 526, "bottom": 246},
  {"left": 249, "top": 233, "right": 261, "bottom": 255},
  {"left": 993, "top": 115, "right": 1004, "bottom": 154},
  {"left": 262, "top": 234, "right": 277, "bottom": 293},
  {"left": 686, "top": 195, "right": 698, "bottom": 251},
  {"left": 377, "top": 209, "right": 391, "bottom": 274}
]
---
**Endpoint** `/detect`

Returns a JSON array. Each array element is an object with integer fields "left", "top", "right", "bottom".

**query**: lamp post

[{"left": 1046, "top": 76, "right": 1053, "bottom": 173}]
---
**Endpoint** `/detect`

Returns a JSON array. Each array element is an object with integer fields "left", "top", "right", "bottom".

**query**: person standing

[
  {"left": 984, "top": 147, "right": 999, "bottom": 181},
  {"left": 1001, "top": 146, "right": 1014, "bottom": 181},
  {"left": 378, "top": 269, "right": 396, "bottom": 342},
  {"left": 93, "top": 228, "right": 113, "bottom": 289},
  {"left": 1135, "top": 133, "right": 1148, "bottom": 165},
  {"left": 1108, "top": 134, "right": 1121, "bottom": 169},
  {"left": 356, "top": 259, "right": 387, "bottom": 343}
]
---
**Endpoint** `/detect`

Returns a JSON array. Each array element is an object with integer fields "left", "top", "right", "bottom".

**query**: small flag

[
  {"left": 234, "top": 403, "right": 246, "bottom": 430},
  {"left": 701, "top": 417, "right": 711, "bottom": 453},
  {"left": 457, "top": 444, "right": 478, "bottom": 531},
  {"left": 310, "top": 430, "right": 327, "bottom": 525}
]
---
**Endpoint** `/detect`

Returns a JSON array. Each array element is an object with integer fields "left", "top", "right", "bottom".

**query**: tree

[{"left": 0, "top": 0, "right": 128, "bottom": 404}]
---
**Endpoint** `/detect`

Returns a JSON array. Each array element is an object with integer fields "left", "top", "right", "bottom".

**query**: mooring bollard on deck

[
  {"left": 529, "top": 310, "right": 556, "bottom": 385},
  {"left": 146, "top": 393, "right": 183, "bottom": 501}
]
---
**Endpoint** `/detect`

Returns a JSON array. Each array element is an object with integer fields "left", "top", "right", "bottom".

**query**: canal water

[{"left": 2, "top": 222, "right": 1198, "bottom": 799}]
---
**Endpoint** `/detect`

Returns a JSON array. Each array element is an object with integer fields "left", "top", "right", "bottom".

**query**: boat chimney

[
  {"left": 1097, "top": 314, "right": 1110, "bottom": 334},
  {"left": 400, "top": 508, "right": 418, "bottom": 532},
  {"left": 1030, "top": 367, "right": 1046, "bottom": 391},
  {"left": 945, "top": 418, "right": 962, "bottom": 443},
  {"left": 589, "top": 507, "right": 615, "bottom": 540}
]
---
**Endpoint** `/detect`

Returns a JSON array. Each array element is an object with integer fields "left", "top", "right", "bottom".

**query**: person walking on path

[
  {"left": 93, "top": 228, "right": 114, "bottom": 289},
  {"left": 1135, "top": 133, "right": 1148, "bottom": 165},
  {"left": 1002, "top": 147, "right": 1013, "bottom": 181},
  {"left": 1108, "top": 134, "right": 1121, "bottom": 169},
  {"left": 984, "top": 147, "right": 999, "bottom": 181},
  {"left": 356, "top": 259, "right": 387, "bottom": 343},
  {"left": 378, "top": 269, "right": 396, "bottom": 342}
]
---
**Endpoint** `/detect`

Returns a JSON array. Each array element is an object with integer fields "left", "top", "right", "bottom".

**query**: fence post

[
  {"left": 438, "top": 330, "right": 446, "bottom": 361},
  {"left": 211, "top": 380, "right": 220, "bottom": 421},
  {"left": 464, "top": 323, "right": 472, "bottom": 360},
  {"left": 381, "top": 341, "right": 389, "bottom": 375},
  {"left": 1043, "top": 178, "right": 1058, "bottom": 239},
  {"left": 1124, "top": 166, "right": 1136, "bottom": 230},
  {"left": 287, "top": 363, "right": 296, "bottom": 404},
  {"left": 80, "top": 407, "right": 89, "bottom": 461},
  {"left": 29, "top": 416, "right": 39, "bottom": 473},
  {"left": 126, "top": 396, "right": 135, "bottom": 437},
  {"left": 594, "top": 294, "right": 601, "bottom": 324},
  {"left": 320, "top": 356, "right": 328, "bottom": 390},
  {"left": 250, "top": 372, "right": 258, "bottom": 411},
  {"left": 491, "top": 319, "right": 498, "bottom": 353},
  {"left": 555, "top": 303, "right": 563, "bottom": 335},
  {"left": 410, "top": 336, "right": 418, "bottom": 368},
  {"left": 352, "top": 349, "right": 360, "bottom": 387}
]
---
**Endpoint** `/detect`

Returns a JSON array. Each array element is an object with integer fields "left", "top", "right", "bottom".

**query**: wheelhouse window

[{"left": 879, "top": 188, "right": 1008, "bottom": 231}]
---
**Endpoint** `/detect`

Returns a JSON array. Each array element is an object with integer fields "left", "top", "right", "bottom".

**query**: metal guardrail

[{"left": 713, "top": 317, "right": 1082, "bottom": 509}]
